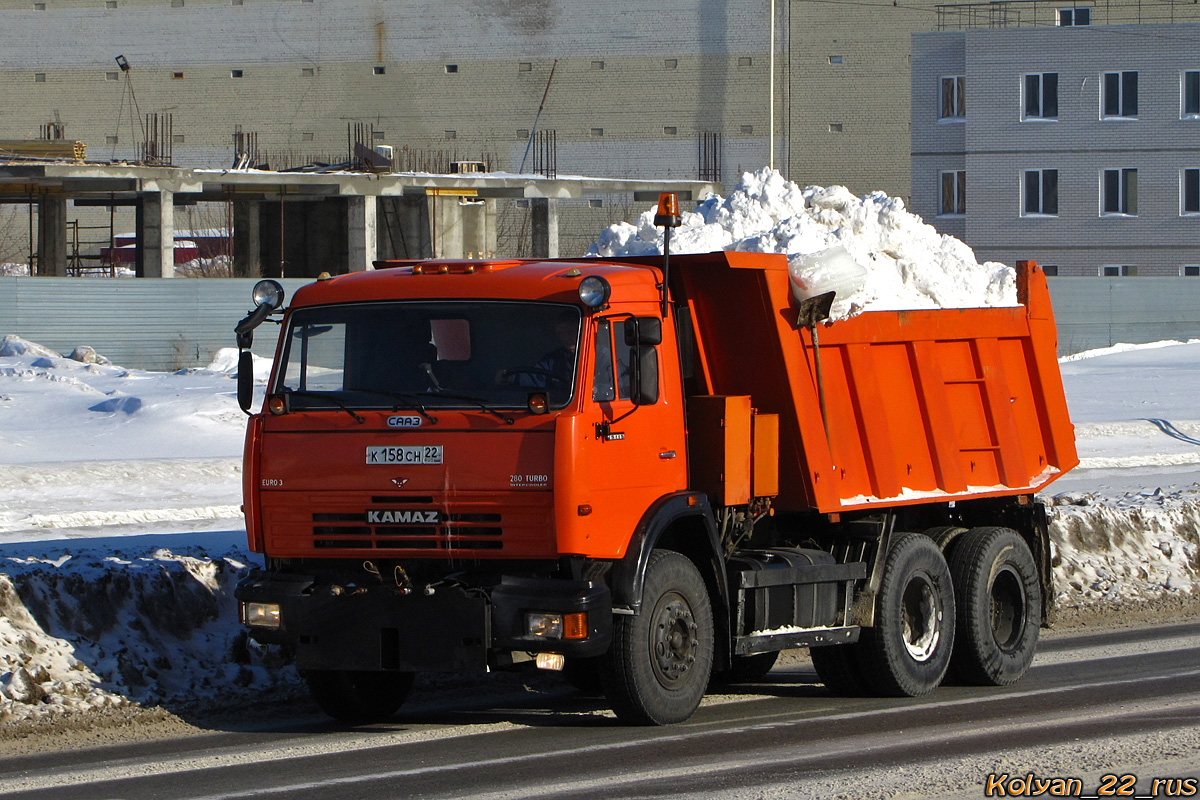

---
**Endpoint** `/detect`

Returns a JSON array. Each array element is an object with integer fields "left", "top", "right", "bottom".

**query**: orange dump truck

[{"left": 233, "top": 242, "right": 1076, "bottom": 725}]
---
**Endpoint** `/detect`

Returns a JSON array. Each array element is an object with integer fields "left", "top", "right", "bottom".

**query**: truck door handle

[{"left": 659, "top": 451, "right": 677, "bottom": 459}]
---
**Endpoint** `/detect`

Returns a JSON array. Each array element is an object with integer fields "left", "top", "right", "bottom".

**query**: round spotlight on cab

[
  {"left": 578, "top": 276, "right": 611, "bottom": 308},
  {"left": 527, "top": 393, "right": 549, "bottom": 415},
  {"left": 252, "top": 279, "right": 285, "bottom": 310}
]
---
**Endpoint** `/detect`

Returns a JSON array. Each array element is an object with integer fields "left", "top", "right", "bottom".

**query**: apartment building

[{"left": 913, "top": 4, "right": 1200, "bottom": 276}]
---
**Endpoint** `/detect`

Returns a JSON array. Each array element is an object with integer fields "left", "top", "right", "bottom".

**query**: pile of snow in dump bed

[{"left": 589, "top": 167, "right": 1016, "bottom": 320}]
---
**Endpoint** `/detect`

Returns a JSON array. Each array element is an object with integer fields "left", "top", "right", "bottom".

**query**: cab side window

[{"left": 593, "top": 321, "right": 615, "bottom": 401}]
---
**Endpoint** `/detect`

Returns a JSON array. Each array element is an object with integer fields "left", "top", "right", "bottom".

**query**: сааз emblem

[{"left": 391, "top": 477, "right": 409, "bottom": 488}]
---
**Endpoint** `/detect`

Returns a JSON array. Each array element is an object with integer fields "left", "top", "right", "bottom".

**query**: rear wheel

[
  {"left": 858, "top": 534, "right": 955, "bottom": 697},
  {"left": 948, "top": 527, "right": 1041, "bottom": 685},
  {"left": 601, "top": 550, "right": 714, "bottom": 725},
  {"left": 303, "top": 669, "right": 415, "bottom": 723}
]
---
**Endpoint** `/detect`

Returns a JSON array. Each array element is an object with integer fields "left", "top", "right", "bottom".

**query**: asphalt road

[{"left": 2, "top": 622, "right": 1198, "bottom": 800}]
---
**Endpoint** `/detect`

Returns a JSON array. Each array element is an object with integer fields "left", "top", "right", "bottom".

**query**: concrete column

[
  {"left": 347, "top": 195, "right": 377, "bottom": 272},
  {"left": 232, "top": 198, "right": 261, "bottom": 278},
  {"left": 430, "top": 193, "right": 465, "bottom": 259},
  {"left": 460, "top": 199, "right": 498, "bottom": 259},
  {"left": 141, "top": 190, "right": 175, "bottom": 278},
  {"left": 36, "top": 194, "right": 68, "bottom": 276},
  {"left": 531, "top": 197, "right": 559, "bottom": 259}
]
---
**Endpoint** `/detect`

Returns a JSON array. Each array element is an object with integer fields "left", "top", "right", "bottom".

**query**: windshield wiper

[
  {"left": 281, "top": 390, "right": 365, "bottom": 424},
  {"left": 350, "top": 389, "right": 439, "bottom": 425},
  {"left": 424, "top": 389, "right": 516, "bottom": 426}
]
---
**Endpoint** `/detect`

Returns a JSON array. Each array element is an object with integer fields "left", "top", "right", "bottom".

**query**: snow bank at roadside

[{"left": 589, "top": 167, "right": 1015, "bottom": 320}]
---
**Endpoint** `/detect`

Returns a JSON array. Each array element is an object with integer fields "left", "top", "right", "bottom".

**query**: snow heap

[{"left": 590, "top": 167, "right": 1016, "bottom": 320}]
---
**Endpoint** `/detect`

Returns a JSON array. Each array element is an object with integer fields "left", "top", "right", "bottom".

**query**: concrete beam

[
  {"left": 347, "top": 195, "right": 377, "bottom": 271},
  {"left": 36, "top": 195, "right": 68, "bottom": 276},
  {"left": 232, "top": 197, "right": 261, "bottom": 278},
  {"left": 141, "top": 190, "right": 175, "bottom": 278},
  {"left": 531, "top": 198, "right": 559, "bottom": 259}
]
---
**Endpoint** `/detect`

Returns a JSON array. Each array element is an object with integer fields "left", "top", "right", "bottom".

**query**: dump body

[{"left": 664, "top": 251, "right": 1077, "bottom": 513}]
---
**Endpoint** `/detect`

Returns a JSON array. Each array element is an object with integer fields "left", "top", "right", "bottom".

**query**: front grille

[{"left": 311, "top": 514, "right": 506, "bottom": 550}]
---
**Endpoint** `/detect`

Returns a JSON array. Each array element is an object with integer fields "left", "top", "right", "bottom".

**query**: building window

[
  {"left": 829, "top": 55, "right": 843, "bottom": 65},
  {"left": 940, "top": 76, "right": 965, "bottom": 120},
  {"left": 664, "top": 59, "right": 678, "bottom": 70},
  {"left": 516, "top": 129, "right": 529, "bottom": 139},
  {"left": 588, "top": 199, "right": 604, "bottom": 208},
  {"left": 106, "top": 135, "right": 118, "bottom": 144},
  {"left": 591, "top": 60, "right": 605, "bottom": 70},
  {"left": 1184, "top": 71, "right": 1200, "bottom": 118},
  {"left": 939, "top": 171, "right": 966, "bottom": 216},
  {"left": 372, "top": 130, "right": 385, "bottom": 140},
  {"left": 828, "top": 123, "right": 843, "bottom": 133},
  {"left": 740, "top": 124, "right": 753, "bottom": 134},
  {"left": 664, "top": 126, "right": 677, "bottom": 135},
  {"left": 444, "top": 130, "right": 456, "bottom": 140},
  {"left": 590, "top": 127, "right": 604, "bottom": 136},
  {"left": 172, "top": 71, "right": 184, "bottom": 79},
  {"left": 1023, "top": 169, "right": 1058, "bottom": 216},
  {"left": 738, "top": 57, "right": 753, "bottom": 67},
  {"left": 33, "top": 1, "right": 44, "bottom": 8},
  {"left": 105, "top": 72, "right": 119, "bottom": 81},
  {"left": 445, "top": 64, "right": 458, "bottom": 74},
  {"left": 171, "top": 0, "right": 184, "bottom": 7},
  {"left": 1042, "top": 265, "right": 1060, "bottom": 276},
  {"left": 231, "top": 69, "right": 244, "bottom": 78},
  {"left": 515, "top": 199, "right": 531, "bottom": 209},
  {"left": 519, "top": 62, "right": 532, "bottom": 72},
  {"left": 107, "top": 1, "right": 118, "bottom": 7},
  {"left": 1023, "top": 73, "right": 1058, "bottom": 120},
  {"left": 301, "top": 132, "right": 314, "bottom": 142},
  {"left": 1101, "top": 265, "right": 1136, "bottom": 277},
  {"left": 1184, "top": 266, "right": 1200, "bottom": 276},
  {"left": 1102, "top": 168, "right": 1137, "bottom": 215},
  {"left": 1183, "top": 169, "right": 1200, "bottom": 215},
  {"left": 1102, "top": 71, "right": 1137, "bottom": 119},
  {"left": 1059, "top": 7, "right": 1090, "bottom": 25},
  {"left": 231, "top": 0, "right": 242, "bottom": 5},
  {"left": 301, "top": 67, "right": 314, "bottom": 77},
  {"left": 34, "top": 73, "right": 46, "bottom": 82},
  {"left": 373, "top": 65, "right": 385, "bottom": 75},
  {"left": 172, "top": 134, "right": 185, "bottom": 143}
]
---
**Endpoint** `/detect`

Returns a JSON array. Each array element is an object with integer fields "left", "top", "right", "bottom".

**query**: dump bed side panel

[{"left": 671, "top": 252, "right": 1078, "bottom": 513}]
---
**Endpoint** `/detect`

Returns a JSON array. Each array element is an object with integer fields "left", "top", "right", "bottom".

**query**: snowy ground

[{"left": 0, "top": 332, "right": 1196, "bottom": 730}]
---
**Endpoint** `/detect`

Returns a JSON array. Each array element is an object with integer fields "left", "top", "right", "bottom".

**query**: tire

[
  {"left": 712, "top": 651, "right": 779, "bottom": 685},
  {"left": 810, "top": 643, "right": 870, "bottom": 696},
  {"left": 600, "top": 550, "right": 714, "bottom": 725},
  {"left": 857, "top": 534, "right": 955, "bottom": 697},
  {"left": 303, "top": 669, "right": 415, "bottom": 723},
  {"left": 947, "top": 527, "right": 1041, "bottom": 686}
]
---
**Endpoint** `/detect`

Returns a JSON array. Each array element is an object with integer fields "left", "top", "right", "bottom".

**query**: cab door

[{"left": 554, "top": 314, "right": 688, "bottom": 559}]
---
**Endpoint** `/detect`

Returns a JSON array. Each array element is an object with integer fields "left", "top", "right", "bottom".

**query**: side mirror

[
  {"left": 237, "top": 349, "right": 256, "bottom": 412},
  {"left": 629, "top": 345, "right": 659, "bottom": 406},
  {"left": 624, "top": 316, "right": 663, "bottom": 346}
]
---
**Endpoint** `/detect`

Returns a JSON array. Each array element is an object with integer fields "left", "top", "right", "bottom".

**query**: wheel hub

[
  {"left": 990, "top": 567, "right": 1026, "bottom": 652},
  {"left": 900, "top": 574, "right": 941, "bottom": 662},
  {"left": 650, "top": 592, "right": 699, "bottom": 688}
]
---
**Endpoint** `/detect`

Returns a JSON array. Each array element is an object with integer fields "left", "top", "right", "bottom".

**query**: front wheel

[
  {"left": 302, "top": 669, "right": 415, "bottom": 723},
  {"left": 601, "top": 550, "right": 714, "bottom": 725},
  {"left": 948, "top": 527, "right": 1041, "bottom": 685},
  {"left": 858, "top": 534, "right": 955, "bottom": 697}
]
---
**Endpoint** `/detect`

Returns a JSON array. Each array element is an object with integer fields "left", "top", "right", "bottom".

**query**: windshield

[{"left": 274, "top": 301, "right": 581, "bottom": 412}]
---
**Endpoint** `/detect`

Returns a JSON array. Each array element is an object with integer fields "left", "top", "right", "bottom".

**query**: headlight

[
  {"left": 526, "top": 612, "right": 563, "bottom": 639},
  {"left": 252, "top": 279, "right": 285, "bottom": 311},
  {"left": 578, "top": 276, "right": 611, "bottom": 308},
  {"left": 242, "top": 601, "right": 281, "bottom": 629}
]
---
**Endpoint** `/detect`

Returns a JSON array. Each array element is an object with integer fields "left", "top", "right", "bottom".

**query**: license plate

[{"left": 366, "top": 445, "right": 443, "bottom": 465}]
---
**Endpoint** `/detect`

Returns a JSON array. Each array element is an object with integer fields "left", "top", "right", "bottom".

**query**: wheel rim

[
  {"left": 649, "top": 590, "right": 700, "bottom": 689},
  {"left": 990, "top": 567, "right": 1026, "bottom": 653},
  {"left": 900, "top": 573, "right": 941, "bottom": 662}
]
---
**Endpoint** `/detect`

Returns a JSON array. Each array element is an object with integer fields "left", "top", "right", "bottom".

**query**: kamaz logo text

[{"left": 366, "top": 509, "right": 440, "bottom": 524}]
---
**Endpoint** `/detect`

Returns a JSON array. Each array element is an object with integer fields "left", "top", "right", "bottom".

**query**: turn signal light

[
  {"left": 563, "top": 612, "right": 588, "bottom": 640},
  {"left": 527, "top": 393, "right": 549, "bottom": 415},
  {"left": 267, "top": 395, "right": 288, "bottom": 415}
]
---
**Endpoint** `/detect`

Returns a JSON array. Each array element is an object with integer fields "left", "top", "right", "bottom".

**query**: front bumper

[{"left": 235, "top": 570, "right": 612, "bottom": 673}]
